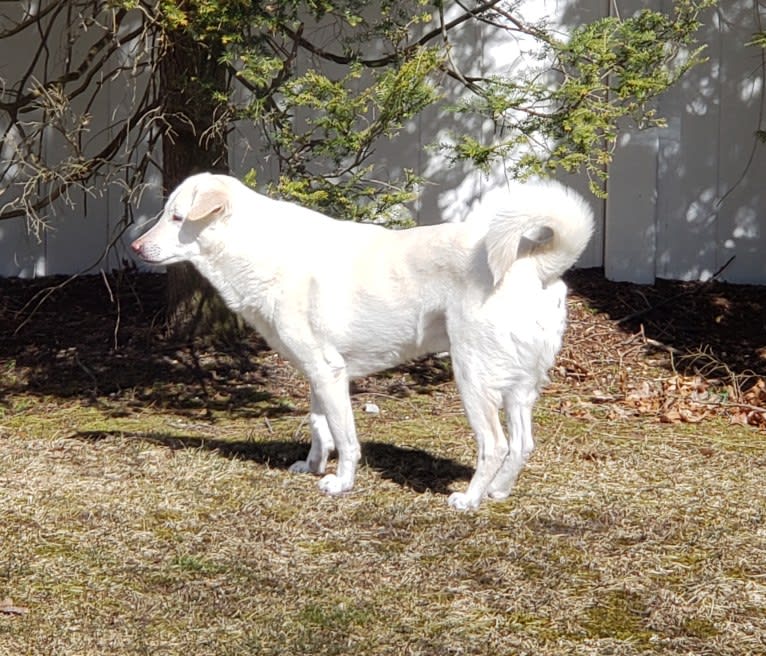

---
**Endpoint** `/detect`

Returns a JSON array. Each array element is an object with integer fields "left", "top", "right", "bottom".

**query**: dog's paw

[
  {"left": 486, "top": 479, "right": 514, "bottom": 500},
  {"left": 289, "top": 460, "right": 313, "bottom": 475},
  {"left": 447, "top": 492, "right": 480, "bottom": 511},
  {"left": 486, "top": 488, "right": 511, "bottom": 501},
  {"left": 318, "top": 474, "right": 352, "bottom": 496}
]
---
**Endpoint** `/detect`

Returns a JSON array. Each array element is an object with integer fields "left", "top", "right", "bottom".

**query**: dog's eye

[{"left": 171, "top": 213, "right": 183, "bottom": 223}]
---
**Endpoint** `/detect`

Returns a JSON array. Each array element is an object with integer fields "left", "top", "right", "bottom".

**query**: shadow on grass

[
  {"left": 70, "top": 430, "right": 473, "bottom": 496},
  {"left": 362, "top": 442, "right": 473, "bottom": 494}
]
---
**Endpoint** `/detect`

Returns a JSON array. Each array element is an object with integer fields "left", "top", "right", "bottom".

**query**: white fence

[
  {"left": 607, "top": 1, "right": 766, "bottom": 283},
  {"left": 1, "top": 1, "right": 765, "bottom": 284}
]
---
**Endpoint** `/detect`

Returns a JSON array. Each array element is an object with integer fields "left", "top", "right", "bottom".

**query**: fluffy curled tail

[{"left": 484, "top": 181, "right": 595, "bottom": 286}]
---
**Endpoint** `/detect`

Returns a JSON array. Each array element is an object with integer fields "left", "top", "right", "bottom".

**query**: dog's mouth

[{"left": 130, "top": 240, "right": 170, "bottom": 264}]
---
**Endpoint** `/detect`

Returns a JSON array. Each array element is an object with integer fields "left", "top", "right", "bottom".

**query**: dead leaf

[
  {"left": 660, "top": 408, "right": 682, "bottom": 424},
  {"left": 0, "top": 597, "right": 29, "bottom": 616},
  {"left": 590, "top": 391, "right": 618, "bottom": 403}
]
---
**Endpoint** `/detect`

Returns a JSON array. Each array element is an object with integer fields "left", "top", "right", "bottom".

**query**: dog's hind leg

[
  {"left": 309, "top": 371, "right": 361, "bottom": 496},
  {"left": 448, "top": 378, "right": 507, "bottom": 511},
  {"left": 289, "top": 392, "right": 335, "bottom": 475},
  {"left": 486, "top": 389, "right": 537, "bottom": 500}
]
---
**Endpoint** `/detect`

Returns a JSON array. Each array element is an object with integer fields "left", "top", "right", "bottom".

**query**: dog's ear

[
  {"left": 517, "top": 225, "right": 554, "bottom": 258},
  {"left": 187, "top": 178, "right": 229, "bottom": 222}
]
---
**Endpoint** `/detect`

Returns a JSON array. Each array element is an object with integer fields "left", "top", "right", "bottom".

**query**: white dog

[{"left": 131, "top": 173, "right": 593, "bottom": 510}]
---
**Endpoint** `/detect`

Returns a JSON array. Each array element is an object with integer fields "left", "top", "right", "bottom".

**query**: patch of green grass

[
  {"left": 681, "top": 616, "right": 720, "bottom": 640},
  {"left": 582, "top": 589, "right": 653, "bottom": 644}
]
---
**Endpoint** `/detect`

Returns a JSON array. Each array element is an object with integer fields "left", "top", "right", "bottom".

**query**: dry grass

[{"left": 1, "top": 273, "right": 766, "bottom": 655}]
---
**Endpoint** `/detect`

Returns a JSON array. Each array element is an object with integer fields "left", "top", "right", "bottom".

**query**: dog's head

[{"left": 131, "top": 172, "right": 232, "bottom": 265}]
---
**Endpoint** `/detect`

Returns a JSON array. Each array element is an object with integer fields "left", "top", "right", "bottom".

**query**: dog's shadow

[{"left": 71, "top": 430, "right": 473, "bottom": 496}]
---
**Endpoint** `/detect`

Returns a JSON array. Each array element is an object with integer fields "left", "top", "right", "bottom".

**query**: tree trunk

[{"left": 159, "top": 24, "right": 244, "bottom": 344}]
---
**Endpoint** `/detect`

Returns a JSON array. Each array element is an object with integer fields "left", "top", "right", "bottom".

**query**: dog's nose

[{"left": 130, "top": 240, "right": 143, "bottom": 256}]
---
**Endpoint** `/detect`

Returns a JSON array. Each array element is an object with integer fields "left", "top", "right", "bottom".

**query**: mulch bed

[
  {"left": 1, "top": 268, "right": 765, "bottom": 428},
  {"left": 563, "top": 269, "right": 766, "bottom": 428}
]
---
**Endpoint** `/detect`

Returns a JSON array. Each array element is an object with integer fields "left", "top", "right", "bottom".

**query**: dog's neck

[{"left": 190, "top": 238, "right": 280, "bottom": 334}]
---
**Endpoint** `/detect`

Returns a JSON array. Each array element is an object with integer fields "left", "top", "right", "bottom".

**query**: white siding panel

[
  {"left": 605, "top": 126, "right": 659, "bottom": 283},
  {"left": 548, "top": 1, "right": 608, "bottom": 270},
  {"left": 654, "top": 58, "right": 721, "bottom": 281},
  {"left": 0, "top": 6, "right": 161, "bottom": 277},
  {"left": 713, "top": 2, "right": 766, "bottom": 283}
]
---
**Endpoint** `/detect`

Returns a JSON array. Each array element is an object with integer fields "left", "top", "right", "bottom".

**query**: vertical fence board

[
  {"left": 605, "top": 125, "right": 659, "bottom": 283},
  {"left": 713, "top": 2, "right": 766, "bottom": 283}
]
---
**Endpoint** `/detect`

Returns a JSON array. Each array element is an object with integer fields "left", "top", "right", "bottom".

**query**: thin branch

[
  {"left": 279, "top": 0, "right": 503, "bottom": 69},
  {"left": 0, "top": 0, "right": 59, "bottom": 38},
  {"left": 0, "top": 99, "right": 162, "bottom": 222}
]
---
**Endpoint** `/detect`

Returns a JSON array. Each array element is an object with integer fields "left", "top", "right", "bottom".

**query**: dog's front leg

[
  {"left": 289, "top": 392, "right": 335, "bottom": 475},
  {"left": 309, "top": 372, "right": 360, "bottom": 496}
]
